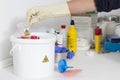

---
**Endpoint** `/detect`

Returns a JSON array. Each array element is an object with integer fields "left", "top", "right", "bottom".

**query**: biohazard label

[{"left": 42, "top": 55, "right": 49, "bottom": 63}]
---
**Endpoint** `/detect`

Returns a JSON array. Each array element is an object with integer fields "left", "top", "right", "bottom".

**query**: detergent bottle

[
  {"left": 67, "top": 20, "right": 77, "bottom": 53},
  {"left": 94, "top": 27, "right": 102, "bottom": 53},
  {"left": 60, "top": 25, "right": 67, "bottom": 47}
]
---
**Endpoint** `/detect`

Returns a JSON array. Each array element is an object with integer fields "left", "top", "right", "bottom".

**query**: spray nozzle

[{"left": 70, "top": 20, "right": 75, "bottom": 25}]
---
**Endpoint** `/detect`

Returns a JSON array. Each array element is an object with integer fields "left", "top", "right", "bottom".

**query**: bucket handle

[{"left": 10, "top": 44, "right": 20, "bottom": 56}]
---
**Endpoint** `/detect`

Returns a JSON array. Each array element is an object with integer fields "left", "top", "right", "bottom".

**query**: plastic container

[
  {"left": 104, "top": 40, "right": 120, "bottom": 52},
  {"left": 77, "top": 38, "right": 91, "bottom": 51},
  {"left": 67, "top": 20, "right": 77, "bottom": 53},
  {"left": 60, "top": 25, "right": 67, "bottom": 47},
  {"left": 10, "top": 32, "right": 56, "bottom": 79},
  {"left": 94, "top": 27, "right": 102, "bottom": 53}
]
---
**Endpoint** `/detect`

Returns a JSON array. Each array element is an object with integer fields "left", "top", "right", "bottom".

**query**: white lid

[{"left": 10, "top": 32, "right": 56, "bottom": 44}]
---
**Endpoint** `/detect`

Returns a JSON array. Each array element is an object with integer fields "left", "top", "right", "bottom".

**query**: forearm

[
  {"left": 67, "top": 0, "right": 120, "bottom": 15},
  {"left": 67, "top": 0, "right": 96, "bottom": 16}
]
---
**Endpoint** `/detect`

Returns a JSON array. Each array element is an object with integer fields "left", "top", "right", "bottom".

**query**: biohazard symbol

[
  {"left": 24, "top": 28, "right": 30, "bottom": 36},
  {"left": 42, "top": 55, "right": 49, "bottom": 63}
]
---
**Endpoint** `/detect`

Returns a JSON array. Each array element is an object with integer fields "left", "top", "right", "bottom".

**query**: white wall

[{"left": 0, "top": 0, "right": 68, "bottom": 61}]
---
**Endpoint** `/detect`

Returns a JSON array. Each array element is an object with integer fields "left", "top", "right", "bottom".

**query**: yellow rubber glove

[{"left": 26, "top": 3, "right": 70, "bottom": 25}]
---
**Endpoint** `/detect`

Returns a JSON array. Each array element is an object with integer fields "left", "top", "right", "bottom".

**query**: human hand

[
  {"left": 26, "top": 3, "right": 70, "bottom": 25},
  {"left": 26, "top": 6, "right": 43, "bottom": 25}
]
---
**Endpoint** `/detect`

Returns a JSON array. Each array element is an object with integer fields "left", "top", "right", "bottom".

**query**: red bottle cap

[
  {"left": 94, "top": 27, "right": 102, "bottom": 35},
  {"left": 61, "top": 25, "right": 66, "bottom": 29}
]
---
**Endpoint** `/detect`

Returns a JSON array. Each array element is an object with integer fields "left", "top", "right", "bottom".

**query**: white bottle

[{"left": 60, "top": 25, "right": 67, "bottom": 47}]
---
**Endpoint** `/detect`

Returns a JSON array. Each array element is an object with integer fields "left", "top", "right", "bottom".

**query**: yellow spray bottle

[{"left": 67, "top": 20, "right": 77, "bottom": 53}]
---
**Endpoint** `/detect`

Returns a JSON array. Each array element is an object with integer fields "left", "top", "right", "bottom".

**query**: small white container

[
  {"left": 77, "top": 38, "right": 91, "bottom": 51},
  {"left": 10, "top": 32, "right": 56, "bottom": 79}
]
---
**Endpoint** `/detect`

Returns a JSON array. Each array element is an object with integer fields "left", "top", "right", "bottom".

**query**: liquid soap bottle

[{"left": 67, "top": 20, "right": 77, "bottom": 53}]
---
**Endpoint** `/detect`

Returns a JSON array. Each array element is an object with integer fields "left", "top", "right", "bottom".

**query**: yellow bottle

[
  {"left": 94, "top": 27, "right": 102, "bottom": 53},
  {"left": 67, "top": 20, "right": 77, "bottom": 53},
  {"left": 95, "top": 35, "right": 101, "bottom": 53}
]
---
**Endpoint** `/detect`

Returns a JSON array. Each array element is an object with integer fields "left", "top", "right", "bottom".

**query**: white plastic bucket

[{"left": 10, "top": 32, "right": 56, "bottom": 79}]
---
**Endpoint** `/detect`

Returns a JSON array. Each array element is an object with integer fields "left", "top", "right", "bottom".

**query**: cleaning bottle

[
  {"left": 94, "top": 27, "right": 102, "bottom": 53},
  {"left": 67, "top": 20, "right": 77, "bottom": 53},
  {"left": 60, "top": 25, "right": 67, "bottom": 47},
  {"left": 56, "top": 31, "right": 63, "bottom": 47}
]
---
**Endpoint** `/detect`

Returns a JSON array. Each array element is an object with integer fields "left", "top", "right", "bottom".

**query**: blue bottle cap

[
  {"left": 67, "top": 51, "right": 75, "bottom": 59},
  {"left": 58, "top": 59, "right": 73, "bottom": 73}
]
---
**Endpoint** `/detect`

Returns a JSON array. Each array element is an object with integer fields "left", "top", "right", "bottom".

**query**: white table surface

[{"left": 0, "top": 52, "right": 120, "bottom": 80}]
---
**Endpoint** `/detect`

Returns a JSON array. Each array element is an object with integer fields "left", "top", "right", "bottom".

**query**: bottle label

[
  {"left": 95, "top": 35, "right": 101, "bottom": 53},
  {"left": 67, "top": 35, "right": 77, "bottom": 53},
  {"left": 56, "top": 34, "right": 63, "bottom": 45}
]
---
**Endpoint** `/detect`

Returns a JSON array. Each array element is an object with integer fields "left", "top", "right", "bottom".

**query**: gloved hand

[{"left": 26, "top": 3, "right": 70, "bottom": 25}]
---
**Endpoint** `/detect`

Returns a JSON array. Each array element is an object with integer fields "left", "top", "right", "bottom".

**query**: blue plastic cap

[
  {"left": 58, "top": 59, "right": 73, "bottom": 73},
  {"left": 67, "top": 51, "right": 75, "bottom": 59}
]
